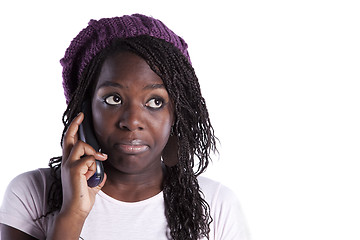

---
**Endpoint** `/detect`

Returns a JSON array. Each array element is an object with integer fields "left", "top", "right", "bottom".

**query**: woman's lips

[{"left": 114, "top": 140, "right": 149, "bottom": 155}]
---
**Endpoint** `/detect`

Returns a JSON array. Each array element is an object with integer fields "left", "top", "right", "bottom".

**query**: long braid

[
  {"left": 47, "top": 35, "right": 217, "bottom": 239},
  {"left": 47, "top": 48, "right": 109, "bottom": 215}
]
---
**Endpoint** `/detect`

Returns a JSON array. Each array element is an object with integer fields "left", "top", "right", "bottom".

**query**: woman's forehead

[{"left": 95, "top": 51, "right": 164, "bottom": 89}]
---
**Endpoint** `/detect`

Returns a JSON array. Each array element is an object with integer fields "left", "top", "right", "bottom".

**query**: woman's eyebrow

[
  {"left": 142, "top": 83, "right": 165, "bottom": 90},
  {"left": 97, "top": 82, "right": 165, "bottom": 90},
  {"left": 97, "top": 81, "right": 124, "bottom": 89}
]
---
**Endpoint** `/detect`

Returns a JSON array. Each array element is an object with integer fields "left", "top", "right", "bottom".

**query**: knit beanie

[{"left": 60, "top": 13, "right": 191, "bottom": 104}]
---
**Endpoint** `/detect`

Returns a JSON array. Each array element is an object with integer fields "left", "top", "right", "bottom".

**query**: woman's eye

[
  {"left": 104, "top": 95, "right": 122, "bottom": 105},
  {"left": 146, "top": 98, "right": 164, "bottom": 109}
]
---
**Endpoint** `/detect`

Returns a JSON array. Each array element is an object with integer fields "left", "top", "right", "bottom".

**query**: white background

[{"left": 0, "top": 0, "right": 359, "bottom": 239}]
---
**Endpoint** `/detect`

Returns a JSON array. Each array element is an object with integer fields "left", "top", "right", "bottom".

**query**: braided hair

[{"left": 48, "top": 35, "right": 217, "bottom": 239}]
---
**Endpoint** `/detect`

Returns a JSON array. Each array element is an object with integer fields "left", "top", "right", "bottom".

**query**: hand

[{"left": 60, "top": 112, "right": 107, "bottom": 220}]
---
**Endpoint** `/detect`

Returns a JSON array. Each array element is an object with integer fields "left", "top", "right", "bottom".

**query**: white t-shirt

[{"left": 0, "top": 168, "right": 250, "bottom": 239}]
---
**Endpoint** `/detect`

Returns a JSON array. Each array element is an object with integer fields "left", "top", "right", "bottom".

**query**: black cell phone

[{"left": 78, "top": 100, "right": 105, "bottom": 188}]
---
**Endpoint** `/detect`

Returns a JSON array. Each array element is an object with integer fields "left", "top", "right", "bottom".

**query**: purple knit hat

[{"left": 60, "top": 13, "right": 191, "bottom": 104}]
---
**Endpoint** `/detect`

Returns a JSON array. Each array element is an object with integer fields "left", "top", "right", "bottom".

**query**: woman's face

[{"left": 91, "top": 51, "right": 174, "bottom": 175}]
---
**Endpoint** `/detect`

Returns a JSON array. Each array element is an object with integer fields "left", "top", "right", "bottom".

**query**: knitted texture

[{"left": 60, "top": 13, "right": 191, "bottom": 104}]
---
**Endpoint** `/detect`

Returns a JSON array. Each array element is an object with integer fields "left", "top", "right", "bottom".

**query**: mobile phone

[{"left": 78, "top": 100, "right": 105, "bottom": 188}]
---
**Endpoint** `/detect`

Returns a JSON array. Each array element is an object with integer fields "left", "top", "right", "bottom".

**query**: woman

[{"left": 0, "top": 14, "right": 249, "bottom": 239}]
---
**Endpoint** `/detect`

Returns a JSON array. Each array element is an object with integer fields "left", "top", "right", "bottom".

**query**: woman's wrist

[{"left": 47, "top": 210, "right": 86, "bottom": 240}]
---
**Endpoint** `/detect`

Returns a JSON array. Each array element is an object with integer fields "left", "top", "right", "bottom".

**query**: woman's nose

[{"left": 117, "top": 104, "right": 144, "bottom": 131}]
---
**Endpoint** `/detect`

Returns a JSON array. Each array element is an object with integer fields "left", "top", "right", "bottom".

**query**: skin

[
  {"left": 92, "top": 51, "right": 174, "bottom": 202},
  {"left": 2, "top": 51, "right": 174, "bottom": 239}
]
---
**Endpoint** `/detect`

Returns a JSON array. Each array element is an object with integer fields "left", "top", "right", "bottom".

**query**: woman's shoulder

[
  {"left": 3, "top": 168, "right": 54, "bottom": 216},
  {"left": 9, "top": 168, "right": 52, "bottom": 189},
  {"left": 0, "top": 169, "right": 55, "bottom": 239},
  {"left": 6, "top": 168, "right": 53, "bottom": 202},
  {"left": 197, "top": 175, "right": 239, "bottom": 205},
  {"left": 197, "top": 176, "right": 251, "bottom": 239}
]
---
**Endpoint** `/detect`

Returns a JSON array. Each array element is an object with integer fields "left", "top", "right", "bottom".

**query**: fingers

[
  {"left": 67, "top": 140, "right": 106, "bottom": 164},
  {"left": 61, "top": 112, "right": 107, "bottom": 189},
  {"left": 62, "top": 113, "right": 84, "bottom": 161},
  {"left": 61, "top": 148, "right": 107, "bottom": 193},
  {"left": 62, "top": 112, "right": 107, "bottom": 163},
  {"left": 65, "top": 141, "right": 107, "bottom": 179}
]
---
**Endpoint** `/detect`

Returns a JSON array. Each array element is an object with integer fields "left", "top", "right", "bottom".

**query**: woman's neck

[{"left": 100, "top": 162, "right": 164, "bottom": 202}]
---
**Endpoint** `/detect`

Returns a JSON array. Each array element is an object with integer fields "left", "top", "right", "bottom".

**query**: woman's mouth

[{"left": 114, "top": 140, "right": 149, "bottom": 155}]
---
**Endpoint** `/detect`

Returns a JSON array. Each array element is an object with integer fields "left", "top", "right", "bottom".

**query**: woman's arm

[
  {"left": 1, "top": 224, "right": 37, "bottom": 240},
  {"left": 47, "top": 211, "right": 86, "bottom": 240},
  {"left": 47, "top": 113, "right": 107, "bottom": 239}
]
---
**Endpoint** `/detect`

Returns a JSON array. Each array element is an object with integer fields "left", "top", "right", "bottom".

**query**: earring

[{"left": 170, "top": 126, "right": 174, "bottom": 136}]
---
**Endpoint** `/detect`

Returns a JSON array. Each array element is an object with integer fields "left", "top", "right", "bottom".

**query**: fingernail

[{"left": 98, "top": 152, "right": 107, "bottom": 158}]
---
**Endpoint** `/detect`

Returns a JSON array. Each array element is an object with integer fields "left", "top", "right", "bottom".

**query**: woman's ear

[{"left": 162, "top": 134, "right": 178, "bottom": 167}]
